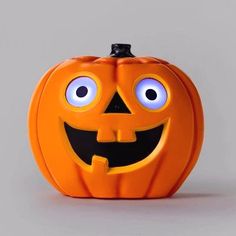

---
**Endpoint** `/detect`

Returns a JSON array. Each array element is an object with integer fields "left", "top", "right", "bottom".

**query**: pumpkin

[{"left": 28, "top": 44, "right": 204, "bottom": 198}]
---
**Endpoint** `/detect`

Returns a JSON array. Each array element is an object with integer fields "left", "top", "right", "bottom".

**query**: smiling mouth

[{"left": 64, "top": 123, "right": 164, "bottom": 167}]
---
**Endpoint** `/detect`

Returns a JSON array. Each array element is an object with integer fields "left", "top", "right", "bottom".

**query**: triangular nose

[{"left": 105, "top": 92, "right": 131, "bottom": 113}]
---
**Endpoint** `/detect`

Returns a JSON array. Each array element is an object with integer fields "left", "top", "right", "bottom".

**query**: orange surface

[{"left": 28, "top": 56, "right": 204, "bottom": 198}]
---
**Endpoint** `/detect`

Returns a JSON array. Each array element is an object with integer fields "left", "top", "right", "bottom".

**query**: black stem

[{"left": 110, "top": 44, "right": 135, "bottom": 58}]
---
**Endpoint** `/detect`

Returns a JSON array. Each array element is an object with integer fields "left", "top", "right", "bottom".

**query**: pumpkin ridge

[
  {"left": 144, "top": 152, "right": 167, "bottom": 198},
  {"left": 164, "top": 64, "right": 203, "bottom": 196},
  {"left": 75, "top": 165, "right": 92, "bottom": 197},
  {"left": 71, "top": 56, "right": 99, "bottom": 62},
  {"left": 32, "top": 63, "right": 67, "bottom": 194}
]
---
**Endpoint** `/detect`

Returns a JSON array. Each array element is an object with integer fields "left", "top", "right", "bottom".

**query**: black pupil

[
  {"left": 76, "top": 86, "right": 88, "bottom": 97},
  {"left": 145, "top": 89, "right": 157, "bottom": 100}
]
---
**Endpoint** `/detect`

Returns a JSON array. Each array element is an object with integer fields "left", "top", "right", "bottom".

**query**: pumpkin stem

[{"left": 110, "top": 44, "right": 135, "bottom": 58}]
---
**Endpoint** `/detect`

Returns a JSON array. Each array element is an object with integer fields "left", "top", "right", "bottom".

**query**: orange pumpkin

[{"left": 28, "top": 44, "right": 204, "bottom": 198}]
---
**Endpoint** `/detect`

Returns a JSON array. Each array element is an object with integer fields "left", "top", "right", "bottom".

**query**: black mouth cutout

[{"left": 64, "top": 123, "right": 164, "bottom": 167}]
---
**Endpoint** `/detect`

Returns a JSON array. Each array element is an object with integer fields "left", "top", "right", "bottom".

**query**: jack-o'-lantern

[{"left": 28, "top": 44, "right": 204, "bottom": 198}]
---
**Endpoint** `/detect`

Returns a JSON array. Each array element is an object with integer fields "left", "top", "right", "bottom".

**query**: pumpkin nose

[{"left": 105, "top": 92, "right": 131, "bottom": 113}]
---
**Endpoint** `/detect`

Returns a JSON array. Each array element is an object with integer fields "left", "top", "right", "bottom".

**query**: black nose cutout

[{"left": 105, "top": 92, "right": 131, "bottom": 114}]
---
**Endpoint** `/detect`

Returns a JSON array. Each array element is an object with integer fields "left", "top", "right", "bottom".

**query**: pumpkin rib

[
  {"left": 71, "top": 56, "right": 99, "bottom": 62},
  {"left": 136, "top": 57, "right": 161, "bottom": 64},
  {"left": 28, "top": 63, "right": 67, "bottom": 194},
  {"left": 149, "top": 57, "right": 169, "bottom": 64},
  {"left": 75, "top": 165, "right": 92, "bottom": 197},
  {"left": 144, "top": 152, "right": 167, "bottom": 198},
  {"left": 117, "top": 58, "right": 143, "bottom": 64},
  {"left": 164, "top": 64, "right": 204, "bottom": 196},
  {"left": 93, "top": 57, "right": 117, "bottom": 65}
]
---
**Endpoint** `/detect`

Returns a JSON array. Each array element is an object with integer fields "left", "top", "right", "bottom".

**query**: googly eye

[
  {"left": 66, "top": 77, "right": 97, "bottom": 107},
  {"left": 135, "top": 78, "right": 167, "bottom": 110}
]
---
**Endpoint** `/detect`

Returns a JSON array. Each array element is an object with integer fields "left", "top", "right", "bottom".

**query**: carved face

[{"left": 29, "top": 47, "right": 203, "bottom": 198}]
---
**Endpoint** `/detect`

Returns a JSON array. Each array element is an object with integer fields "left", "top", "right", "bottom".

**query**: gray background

[{"left": 0, "top": 0, "right": 235, "bottom": 235}]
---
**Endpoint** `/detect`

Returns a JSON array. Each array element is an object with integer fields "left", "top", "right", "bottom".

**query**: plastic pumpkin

[{"left": 28, "top": 44, "right": 204, "bottom": 198}]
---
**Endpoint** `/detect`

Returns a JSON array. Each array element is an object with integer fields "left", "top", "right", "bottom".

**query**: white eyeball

[
  {"left": 66, "top": 77, "right": 97, "bottom": 107},
  {"left": 135, "top": 78, "right": 167, "bottom": 110}
]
